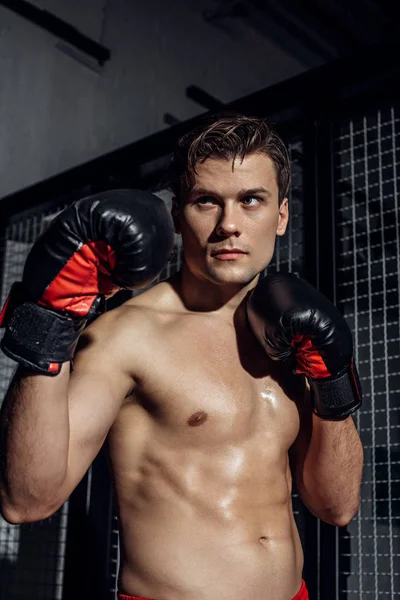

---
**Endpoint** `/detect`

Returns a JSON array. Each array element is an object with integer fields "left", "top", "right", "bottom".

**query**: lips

[
  {"left": 211, "top": 248, "right": 247, "bottom": 256},
  {"left": 211, "top": 248, "right": 248, "bottom": 260}
]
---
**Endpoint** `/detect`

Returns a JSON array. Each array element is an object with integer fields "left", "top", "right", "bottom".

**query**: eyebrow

[{"left": 190, "top": 186, "right": 272, "bottom": 198}]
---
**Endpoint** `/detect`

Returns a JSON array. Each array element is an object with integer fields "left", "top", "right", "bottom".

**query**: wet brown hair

[{"left": 167, "top": 112, "right": 291, "bottom": 205}]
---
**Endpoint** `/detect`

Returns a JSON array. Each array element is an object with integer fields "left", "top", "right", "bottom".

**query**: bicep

[{"left": 56, "top": 320, "right": 134, "bottom": 504}]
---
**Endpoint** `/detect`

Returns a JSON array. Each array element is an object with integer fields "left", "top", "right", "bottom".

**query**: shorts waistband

[
  {"left": 293, "top": 579, "right": 309, "bottom": 600},
  {"left": 118, "top": 579, "right": 308, "bottom": 600},
  {"left": 118, "top": 595, "right": 153, "bottom": 600}
]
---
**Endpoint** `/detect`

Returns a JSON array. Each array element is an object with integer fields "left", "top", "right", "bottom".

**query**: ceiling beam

[{"left": 0, "top": 0, "right": 110, "bottom": 65}]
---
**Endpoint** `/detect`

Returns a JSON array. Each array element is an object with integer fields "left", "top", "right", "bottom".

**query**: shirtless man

[{"left": 0, "top": 114, "right": 364, "bottom": 600}]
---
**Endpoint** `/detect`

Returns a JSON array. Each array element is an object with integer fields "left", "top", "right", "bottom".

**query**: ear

[
  {"left": 171, "top": 197, "right": 181, "bottom": 234},
  {"left": 276, "top": 198, "right": 289, "bottom": 237}
]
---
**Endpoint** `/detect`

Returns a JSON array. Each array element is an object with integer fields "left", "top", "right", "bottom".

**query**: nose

[{"left": 216, "top": 204, "right": 241, "bottom": 237}]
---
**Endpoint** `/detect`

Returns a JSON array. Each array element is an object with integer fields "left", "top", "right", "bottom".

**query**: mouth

[{"left": 211, "top": 249, "right": 248, "bottom": 260}]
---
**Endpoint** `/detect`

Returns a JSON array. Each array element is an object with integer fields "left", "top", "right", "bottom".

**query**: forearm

[
  {"left": 0, "top": 362, "right": 71, "bottom": 520},
  {"left": 299, "top": 414, "right": 364, "bottom": 526}
]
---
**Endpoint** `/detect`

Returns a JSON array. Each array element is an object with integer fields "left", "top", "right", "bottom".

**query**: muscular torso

[{"left": 106, "top": 281, "right": 305, "bottom": 600}]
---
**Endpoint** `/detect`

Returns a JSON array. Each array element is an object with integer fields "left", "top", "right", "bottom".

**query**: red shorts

[{"left": 118, "top": 579, "right": 309, "bottom": 600}]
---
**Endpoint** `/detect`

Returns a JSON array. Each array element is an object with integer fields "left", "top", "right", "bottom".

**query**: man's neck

[{"left": 172, "top": 264, "right": 259, "bottom": 321}]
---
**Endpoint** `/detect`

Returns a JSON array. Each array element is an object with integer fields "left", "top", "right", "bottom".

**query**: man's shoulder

[
  {"left": 87, "top": 280, "right": 181, "bottom": 340},
  {"left": 121, "top": 277, "right": 186, "bottom": 323},
  {"left": 124, "top": 279, "right": 175, "bottom": 310}
]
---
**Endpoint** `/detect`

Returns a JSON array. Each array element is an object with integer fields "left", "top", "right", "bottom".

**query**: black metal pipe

[
  {"left": 186, "top": 85, "right": 225, "bottom": 111},
  {"left": 0, "top": 0, "right": 110, "bottom": 64}
]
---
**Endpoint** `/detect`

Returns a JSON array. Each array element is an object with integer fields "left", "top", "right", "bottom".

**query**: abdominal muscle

[{"left": 109, "top": 421, "right": 304, "bottom": 600}]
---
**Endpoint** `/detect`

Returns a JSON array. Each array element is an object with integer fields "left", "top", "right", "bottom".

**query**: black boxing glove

[
  {"left": 0, "top": 189, "right": 174, "bottom": 375},
  {"left": 247, "top": 272, "right": 362, "bottom": 420}
]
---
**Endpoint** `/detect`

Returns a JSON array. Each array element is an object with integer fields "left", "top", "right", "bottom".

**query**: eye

[
  {"left": 196, "top": 196, "right": 217, "bottom": 206},
  {"left": 242, "top": 196, "right": 261, "bottom": 207}
]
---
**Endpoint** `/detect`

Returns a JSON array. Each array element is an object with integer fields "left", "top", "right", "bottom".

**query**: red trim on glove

[
  {"left": 0, "top": 294, "right": 11, "bottom": 326},
  {"left": 292, "top": 334, "right": 332, "bottom": 379},
  {"left": 39, "top": 241, "right": 119, "bottom": 316}
]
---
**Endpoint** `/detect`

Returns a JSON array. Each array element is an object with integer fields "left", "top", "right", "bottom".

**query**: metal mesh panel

[
  {"left": 335, "top": 106, "right": 400, "bottom": 599},
  {"left": 270, "top": 138, "right": 305, "bottom": 276},
  {"left": 0, "top": 203, "right": 69, "bottom": 600}
]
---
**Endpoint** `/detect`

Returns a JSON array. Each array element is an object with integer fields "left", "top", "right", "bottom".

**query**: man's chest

[{"left": 129, "top": 318, "right": 303, "bottom": 449}]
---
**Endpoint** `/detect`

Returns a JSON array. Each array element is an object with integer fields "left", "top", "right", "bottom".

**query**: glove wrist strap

[
  {"left": 309, "top": 360, "right": 362, "bottom": 420},
  {"left": 1, "top": 300, "right": 86, "bottom": 376}
]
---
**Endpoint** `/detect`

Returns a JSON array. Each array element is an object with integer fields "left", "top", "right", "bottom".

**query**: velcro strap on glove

[
  {"left": 309, "top": 360, "right": 362, "bottom": 420},
  {"left": 1, "top": 301, "right": 86, "bottom": 375}
]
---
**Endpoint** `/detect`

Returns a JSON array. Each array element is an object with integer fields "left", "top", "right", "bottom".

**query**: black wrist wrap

[
  {"left": 309, "top": 360, "right": 362, "bottom": 420},
  {"left": 1, "top": 301, "right": 86, "bottom": 376}
]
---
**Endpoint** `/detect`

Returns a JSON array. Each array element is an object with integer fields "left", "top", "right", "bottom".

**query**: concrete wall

[{"left": 0, "top": 0, "right": 316, "bottom": 198}]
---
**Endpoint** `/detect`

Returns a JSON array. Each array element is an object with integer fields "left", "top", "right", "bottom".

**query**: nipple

[{"left": 187, "top": 411, "right": 208, "bottom": 427}]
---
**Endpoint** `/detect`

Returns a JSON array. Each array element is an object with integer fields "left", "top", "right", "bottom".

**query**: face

[{"left": 172, "top": 152, "right": 289, "bottom": 286}]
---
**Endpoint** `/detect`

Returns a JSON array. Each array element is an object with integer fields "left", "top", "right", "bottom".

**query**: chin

[{"left": 204, "top": 264, "right": 260, "bottom": 287}]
